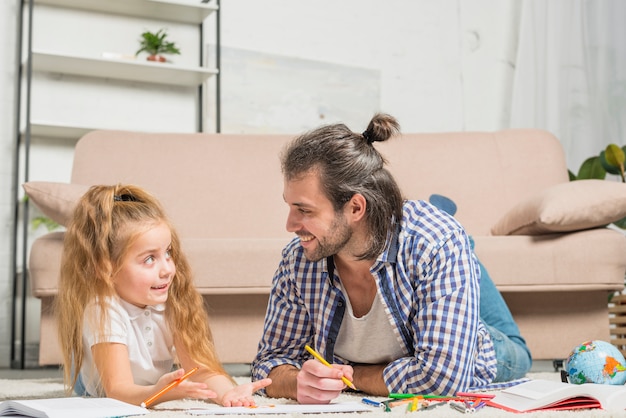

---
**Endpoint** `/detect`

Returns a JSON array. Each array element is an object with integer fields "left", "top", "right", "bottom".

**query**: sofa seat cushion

[
  {"left": 473, "top": 229, "right": 626, "bottom": 291},
  {"left": 30, "top": 233, "right": 290, "bottom": 297}
]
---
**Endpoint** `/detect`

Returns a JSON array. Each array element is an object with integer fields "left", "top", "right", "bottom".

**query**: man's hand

[{"left": 296, "top": 359, "right": 354, "bottom": 404}]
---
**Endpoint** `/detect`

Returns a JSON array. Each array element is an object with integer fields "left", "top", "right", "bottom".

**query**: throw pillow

[
  {"left": 491, "top": 179, "right": 626, "bottom": 235},
  {"left": 23, "top": 181, "right": 90, "bottom": 226}
]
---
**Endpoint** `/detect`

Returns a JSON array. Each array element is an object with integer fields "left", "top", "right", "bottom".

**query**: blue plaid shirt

[{"left": 252, "top": 200, "right": 497, "bottom": 395}]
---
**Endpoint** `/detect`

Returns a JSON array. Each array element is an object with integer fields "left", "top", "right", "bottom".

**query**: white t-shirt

[
  {"left": 334, "top": 288, "right": 407, "bottom": 364},
  {"left": 81, "top": 297, "right": 175, "bottom": 396}
]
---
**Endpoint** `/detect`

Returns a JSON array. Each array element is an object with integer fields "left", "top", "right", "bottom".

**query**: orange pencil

[
  {"left": 304, "top": 345, "right": 357, "bottom": 390},
  {"left": 141, "top": 367, "right": 199, "bottom": 408}
]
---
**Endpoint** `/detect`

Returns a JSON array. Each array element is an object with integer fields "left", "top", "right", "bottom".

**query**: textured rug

[{"left": 0, "top": 373, "right": 623, "bottom": 417}]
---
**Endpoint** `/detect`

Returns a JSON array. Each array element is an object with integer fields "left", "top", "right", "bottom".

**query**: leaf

[
  {"left": 568, "top": 169, "right": 577, "bottom": 181},
  {"left": 600, "top": 150, "right": 622, "bottom": 175},
  {"left": 576, "top": 156, "right": 606, "bottom": 180},
  {"left": 31, "top": 216, "right": 60, "bottom": 232},
  {"left": 605, "top": 144, "right": 625, "bottom": 167}
]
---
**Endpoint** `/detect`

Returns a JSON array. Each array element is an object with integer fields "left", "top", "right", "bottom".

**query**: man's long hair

[{"left": 281, "top": 113, "right": 403, "bottom": 260}]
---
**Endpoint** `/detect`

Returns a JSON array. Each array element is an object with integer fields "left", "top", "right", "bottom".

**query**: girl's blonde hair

[{"left": 56, "top": 184, "right": 228, "bottom": 393}]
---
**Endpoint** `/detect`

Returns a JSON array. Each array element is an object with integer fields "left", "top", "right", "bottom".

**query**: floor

[{"left": 0, "top": 361, "right": 557, "bottom": 380}]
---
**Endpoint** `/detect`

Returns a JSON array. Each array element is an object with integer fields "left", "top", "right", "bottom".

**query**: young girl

[{"left": 56, "top": 184, "right": 271, "bottom": 407}]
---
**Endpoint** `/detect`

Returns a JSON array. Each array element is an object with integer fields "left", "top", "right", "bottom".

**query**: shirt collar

[{"left": 117, "top": 297, "right": 166, "bottom": 319}]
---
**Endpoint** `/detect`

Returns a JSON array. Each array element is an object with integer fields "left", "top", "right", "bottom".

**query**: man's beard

[{"left": 303, "top": 214, "right": 352, "bottom": 262}]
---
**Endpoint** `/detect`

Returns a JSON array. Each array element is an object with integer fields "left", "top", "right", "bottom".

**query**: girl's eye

[
  {"left": 145, "top": 255, "right": 156, "bottom": 265},
  {"left": 165, "top": 248, "right": 172, "bottom": 260}
]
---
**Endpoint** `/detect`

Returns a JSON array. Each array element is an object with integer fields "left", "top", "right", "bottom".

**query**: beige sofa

[{"left": 26, "top": 129, "right": 626, "bottom": 367}]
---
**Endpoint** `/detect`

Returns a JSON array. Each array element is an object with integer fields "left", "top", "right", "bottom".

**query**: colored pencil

[
  {"left": 141, "top": 367, "right": 199, "bottom": 408},
  {"left": 304, "top": 345, "right": 356, "bottom": 390}
]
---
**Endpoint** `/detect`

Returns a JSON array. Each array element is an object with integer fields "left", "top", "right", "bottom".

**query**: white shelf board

[
  {"left": 34, "top": 0, "right": 217, "bottom": 24},
  {"left": 31, "top": 51, "right": 218, "bottom": 86},
  {"left": 27, "top": 122, "right": 96, "bottom": 140}
]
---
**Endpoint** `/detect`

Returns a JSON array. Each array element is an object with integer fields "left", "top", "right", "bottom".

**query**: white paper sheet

[{"left": 187, "top": 401, "right": 373, "bottom": 415}]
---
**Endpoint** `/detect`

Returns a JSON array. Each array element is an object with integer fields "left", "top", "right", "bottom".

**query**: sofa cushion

[
  {"left": 473, "top": 229, "right": 626, "bottom": 291},
  {"left": 23, "top": 181, "right": 89, "bottom": 226},
  {"left": 490, "top": 180, "right": 626, "bottom": 235}
]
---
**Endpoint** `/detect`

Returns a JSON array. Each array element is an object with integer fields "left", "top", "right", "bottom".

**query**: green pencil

[{"left": 389, "top": 393, "right": 458, "bottom": 400}]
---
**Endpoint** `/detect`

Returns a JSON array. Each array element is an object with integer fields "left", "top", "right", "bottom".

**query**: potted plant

[{"left": 136, "top": 29, "right": 181, "bottom": 63}]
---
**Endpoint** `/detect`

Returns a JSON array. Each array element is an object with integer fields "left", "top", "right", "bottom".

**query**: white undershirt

[{"left": 334, "top": 285, "right": 407, "bottom": 364}]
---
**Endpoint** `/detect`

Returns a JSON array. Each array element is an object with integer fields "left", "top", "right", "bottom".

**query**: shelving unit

[{"left": 10, "top": 0, "right": 220, "bottom": 368}]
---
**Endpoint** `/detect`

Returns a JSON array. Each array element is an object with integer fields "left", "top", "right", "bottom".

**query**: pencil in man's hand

[
  {"left": 304, "top": 344, "right": 357, "bottom": 390},
  {"left": 141, "top": 367, "right": 199, "bottom": 408}
]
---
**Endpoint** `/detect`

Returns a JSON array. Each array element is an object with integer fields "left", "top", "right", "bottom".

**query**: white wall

[
  {"left": 218, "top": 0, "right": 520, "bottom": 132},
  {"left": 0, "top": 0, "right": 521, "bottom": 367}
]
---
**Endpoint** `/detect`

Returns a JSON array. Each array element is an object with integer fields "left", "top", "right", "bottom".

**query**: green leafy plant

[
  {"left": 136, "top": 29, "right": 181, "bottom": 62},
  {"left": 31, "top": 216, "right": 59, "bottom": 232},
  {"left": 569, "top": 143, "right": 626, "bottom": 228},
  {"left": 21, "top": 196, "right": 60, "bottom": 232}
]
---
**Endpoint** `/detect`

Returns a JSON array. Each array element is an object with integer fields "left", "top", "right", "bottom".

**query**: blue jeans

[
  {"left": 73, "top": 371, "right": 91, "bottom": 397},
  {"left": 479, "top": 261, "right": 532, "bottom": 382}
]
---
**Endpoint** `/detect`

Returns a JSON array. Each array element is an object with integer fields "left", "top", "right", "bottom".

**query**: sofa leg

[{"left": 552, "top": 359, "right": 564, "bottom": 372}]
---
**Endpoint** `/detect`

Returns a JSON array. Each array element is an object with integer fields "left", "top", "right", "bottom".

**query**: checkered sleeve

[
  {"left": 251, "top": 240, "right": 312, "bottom": 384},
  {"left": 382, "top": 202, "right": 496, "bottom": 394}
]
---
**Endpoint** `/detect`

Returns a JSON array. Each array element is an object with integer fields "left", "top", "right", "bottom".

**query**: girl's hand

[
  {"left": 220, "top": 378, "right": 272, "bottom": 407},
  {"left": 153, "top": 368, "right": 217, "bottom": 404}
]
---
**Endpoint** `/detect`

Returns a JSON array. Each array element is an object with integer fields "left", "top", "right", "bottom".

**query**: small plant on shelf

[{"left": 136, "top": 29, "right": 181, "bottom": 63}]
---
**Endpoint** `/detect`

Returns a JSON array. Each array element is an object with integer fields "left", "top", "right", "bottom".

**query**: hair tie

[
  {"left": 362, "top": 130, "right": 373, "bottom": 145},
  {"left": 114, "top": 194, "right": 138, "bottom": 202}
]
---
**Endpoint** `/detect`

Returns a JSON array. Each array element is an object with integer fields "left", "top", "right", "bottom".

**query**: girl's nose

[{"left": 160, "top": 260, "right": 175, "bottom": 277}]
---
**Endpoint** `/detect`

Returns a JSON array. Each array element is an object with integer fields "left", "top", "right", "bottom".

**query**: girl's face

[{"left": 112, "top": 221, "right": 175, "bottom": 308}]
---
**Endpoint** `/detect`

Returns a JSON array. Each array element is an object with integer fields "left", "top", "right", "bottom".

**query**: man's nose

[{"left": 285, "top": 211, "right": 300, "bottom": 233}]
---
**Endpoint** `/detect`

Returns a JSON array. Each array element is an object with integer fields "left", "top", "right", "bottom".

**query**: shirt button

[
  {"left": 338, "top": 301, "right": 343, "bottom": 307},
  {"left": 147, "top": 342, "right": 153, "bottom": 347},
  {"left": 144, "top": 311, "right": 150, "bottom": 316},
  {"left": 145, "top": 326, "right": 151, "bottom": 331}
]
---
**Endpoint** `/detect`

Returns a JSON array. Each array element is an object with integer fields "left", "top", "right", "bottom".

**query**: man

[{"left": 251, "top": 113, "right": 531, "bottom": 403}]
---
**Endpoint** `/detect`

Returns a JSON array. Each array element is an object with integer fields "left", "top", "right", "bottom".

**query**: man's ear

[{"left": 346, "top": 193, "right": 367, "bottom": 221}]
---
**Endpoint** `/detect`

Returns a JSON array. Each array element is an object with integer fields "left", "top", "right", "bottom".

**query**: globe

[{"left": 565, "top": 340, "right": 626, "bottom": 385}]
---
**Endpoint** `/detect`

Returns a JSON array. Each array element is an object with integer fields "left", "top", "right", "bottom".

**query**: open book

[
  {"left": 0, "top": 397, "right": 148, "bottom": 418},
  {"left": 487, "top": 379, "right": 626, "bottom": 412}
]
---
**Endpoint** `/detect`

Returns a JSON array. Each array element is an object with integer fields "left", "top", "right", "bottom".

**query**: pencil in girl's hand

[
  {"left": 141, "top": 367, "right": 199, "bottom": 408},
  {"left": 304, "top": 345, "right": 357, "bottom": 390}
]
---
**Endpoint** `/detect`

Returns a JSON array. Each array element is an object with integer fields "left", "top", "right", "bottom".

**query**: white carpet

[{"left": 0, "top": 373, "right": 624, "bottom": 417}]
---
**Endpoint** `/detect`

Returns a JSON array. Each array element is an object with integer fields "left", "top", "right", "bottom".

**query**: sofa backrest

[
  {"left": 73, "top": 128, "right": 567, "bottom": 237},
  {"left": 378, "top": 129, "right": 568, "bottom": 234},
  {"left": 72, "top": 131, "right": 294, "bottom": 240}
]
